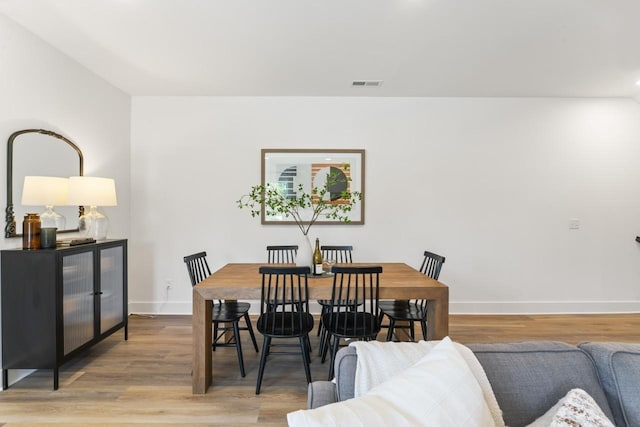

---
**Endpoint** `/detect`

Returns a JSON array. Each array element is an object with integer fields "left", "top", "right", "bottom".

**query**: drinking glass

[{"left": 324, "top": 258, "right": 336, "bottom": 275}]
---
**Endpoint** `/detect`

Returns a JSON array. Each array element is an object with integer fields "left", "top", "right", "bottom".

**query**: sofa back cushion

[
  {"left": 578, "top": 342, "right": 640, "bottom": 427},
  {"left": 468, "top": 342, "right": 613, "bottom": 427}
]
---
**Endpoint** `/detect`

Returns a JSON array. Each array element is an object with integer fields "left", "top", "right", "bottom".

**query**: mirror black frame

[{"left": 5, "top": 129, "right": 84, "bottom": 238}]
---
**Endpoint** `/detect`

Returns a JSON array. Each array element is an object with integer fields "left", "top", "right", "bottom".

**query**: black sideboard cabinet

[{"left": 1, "top": 239, "right": 128, "bottom": 390}]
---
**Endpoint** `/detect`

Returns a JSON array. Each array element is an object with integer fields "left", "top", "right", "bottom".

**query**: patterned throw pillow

[{"left": 527, "top": 388, "right": 614, "bottom": 427}]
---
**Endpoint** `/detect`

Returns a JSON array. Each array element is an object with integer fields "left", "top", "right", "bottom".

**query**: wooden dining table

[{"left": 192, "top": 262, "right": 449, "bottom": 394}]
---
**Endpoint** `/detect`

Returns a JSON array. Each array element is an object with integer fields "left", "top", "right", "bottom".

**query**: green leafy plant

[{"left": 237, "top": 166, "right": 362, "bottom": 236}]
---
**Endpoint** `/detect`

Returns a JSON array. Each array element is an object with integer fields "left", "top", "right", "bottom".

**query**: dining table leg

[
  {"left": 426, "top": 287, "right": 449, "bottom": 340},
  {"left": 193, "top": 289, "right": 212, "bottom": 394}
]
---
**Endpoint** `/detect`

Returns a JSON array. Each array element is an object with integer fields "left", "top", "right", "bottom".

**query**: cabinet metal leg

[
  {"left": 53, "top": 368, "right": 59, "bottom": 390},
  {"left": 2, "top": 369, "right": 8, "bottom": 389}
]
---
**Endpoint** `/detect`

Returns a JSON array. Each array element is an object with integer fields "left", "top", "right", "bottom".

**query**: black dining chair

[
  {"left": 183, "top": 252, "right": 259, "bottom": 377},
  {"left": 266, "top": 245, "right": 298, "bottom": 263},
  {"left": 378, "top": 250, "right": 445, "bottom": 342},
  {"left": 316, "top": 245, "right": 354, "bottom": 354},
  {"left": 255, "top": 266, "right": 315, "bottom": 394},
  {"left": 321, "top": 265, "right": 383, "bottom": 380}
]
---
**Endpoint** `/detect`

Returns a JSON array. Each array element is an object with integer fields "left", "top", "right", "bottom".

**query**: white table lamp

[
  {"left": 67, "top": 176, "right": 117, "bottom": 240},
  {"left": 21, "top": 176, "right": 69, "bottom": 229}
]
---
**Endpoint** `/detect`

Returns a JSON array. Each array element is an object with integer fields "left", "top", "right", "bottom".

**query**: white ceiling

[{"left": 2, "top": 0, "right": 640, "bottom": 98}]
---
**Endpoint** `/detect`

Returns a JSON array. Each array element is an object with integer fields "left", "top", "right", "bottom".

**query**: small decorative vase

[
  {"left": 22, "top": 213, "right": 41, "bottom": 250},
  {"left": 295, "top": 234, "right": 313, "bottom": 269}
]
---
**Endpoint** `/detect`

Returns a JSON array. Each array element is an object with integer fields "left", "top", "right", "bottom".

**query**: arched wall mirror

[{"left": 5, "top": 129, "right": 84, "bottom": 238}]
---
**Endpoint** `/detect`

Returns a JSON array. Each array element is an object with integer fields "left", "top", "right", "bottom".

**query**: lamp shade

[
  {"left": 67, "top": 176, "right": 117, "bottom": 206},
  {"left": 21, "top": 176, "right": 69, "bottom": 206}
]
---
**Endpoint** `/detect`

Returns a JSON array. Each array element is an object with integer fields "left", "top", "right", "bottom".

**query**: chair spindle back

[
  {"left": 321, "top": 245, "right": 353, "bottom": 263},
  {"left": 183, "top": 252, "right": 212, "bottom": 286},
  {"left": 266, "top": 245, "right": 298, "bottom": 263},
  {"left": 420, "top": 250, "right": 446, "bottom": 280}
]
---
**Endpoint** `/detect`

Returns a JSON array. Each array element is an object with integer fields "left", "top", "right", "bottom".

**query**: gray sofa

[{"left": 307, "top": 341, "right": 640, "bottom": 427}]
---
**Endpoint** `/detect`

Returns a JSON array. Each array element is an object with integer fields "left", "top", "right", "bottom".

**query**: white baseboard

[
  {"left": 128, "top": 301, "right": 195, "bottom": 315},
  {"left": 450, "top": 300, "right": 640, "bottom": 314},
  {"left": 128, "top": 300, "right": 640, "bottom": 316}
]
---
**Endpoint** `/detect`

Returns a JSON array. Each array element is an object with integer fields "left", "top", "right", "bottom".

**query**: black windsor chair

[
  {"left": 378, "top": 250, "right": 445, "bottom": 341},
  {"left": 321, "top": 265, "right": 383, "bottom": 380},
  {"left": 315, "top": 245, "right": 355, "bottom": 355},
  {"left": 255, "top": 266, "right": 315, "bottom": 394},
  {"left": 183, "top": 252, "right": 259, "bottom": 377}
]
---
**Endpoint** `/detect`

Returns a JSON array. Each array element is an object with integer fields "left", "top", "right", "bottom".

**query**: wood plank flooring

[{"left": 1, "top": 313, "right": 639, "bottom": 425}]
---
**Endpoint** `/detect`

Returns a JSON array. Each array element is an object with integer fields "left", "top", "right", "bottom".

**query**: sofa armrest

[
  {"left": 307, "top": 346, "right": 357, "bottom": 409},
  {"left": 307, "top": 381, "right": 337, "bottom": 409}
]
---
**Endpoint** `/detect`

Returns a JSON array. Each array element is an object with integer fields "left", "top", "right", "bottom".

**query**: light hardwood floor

[{"left": 1, "top": 313, "right": 639, "bottom": 425}]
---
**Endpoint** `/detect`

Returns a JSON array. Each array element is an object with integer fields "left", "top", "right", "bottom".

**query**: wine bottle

[{"left": 313, "top": 238, "right": 323, "bottom": 275}]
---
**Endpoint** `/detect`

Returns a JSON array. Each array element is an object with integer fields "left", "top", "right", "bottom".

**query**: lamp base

[
  {"left": 40, "top": 205, "right": 66, "bottom": 230},
  {"left": 79, "top": 206, "right": 109, "bottom": 240}
]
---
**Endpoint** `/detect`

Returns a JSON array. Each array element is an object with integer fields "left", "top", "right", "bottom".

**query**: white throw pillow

[
  {"left": 527, "top": 388, "right": 614, "bottom": 427},
  {"left": 287, "top": 337, "right": 496, "bottom": 427}
]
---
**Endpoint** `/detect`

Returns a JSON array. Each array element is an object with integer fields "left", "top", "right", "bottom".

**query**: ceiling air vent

[{"left": 352, "top": 80, "right": 383, "bottom": 87}]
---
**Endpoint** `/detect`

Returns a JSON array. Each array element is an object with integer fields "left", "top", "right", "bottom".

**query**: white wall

[
  {"left": 130, "top": 96, "right": 640, "bottom": 315},
  {"left": 0, "top": 13, "right": 131, "bottom": 387}
]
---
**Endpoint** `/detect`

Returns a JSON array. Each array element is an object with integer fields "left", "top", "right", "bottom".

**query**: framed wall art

[{"left": 260, "top": 149, "right": 365, "bottom": 225}]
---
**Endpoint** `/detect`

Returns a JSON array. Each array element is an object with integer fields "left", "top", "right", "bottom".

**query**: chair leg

[
  {"left": 306, "top": 335, "right": 313, "bottom": 357},
  {"left": 244, "top": 313, "right": 259, "bottom": 352},
  {"left": 317, "top": 307, "right": 325, "bottom": 336},
  {"left": 318, "top": 314, "right": 328, "bottom": 358},
  {"left": 421, "top": 320, "right": 427, "bottom": 341},
  {"left": 328, "top": 336, "right": 340, "bottom": 380},
  {"left": 305, "top": 333, "right": 312, "bottom": 362},
  {"left": 318, "top": 326, "right": 328, "bottom": 359},
  {"left": 410, "top": 321, "right": 415, "bottom": 341},
  {"left": 300, "top": 335, "right": 312, "bottom": 384},
  {"left": 321, "top": 330, "right": 332, "bottom": 363},
  {"left": 378, "top": 310, "right": 388, "bottom": 330},
  {"left": 386, "top": 319, "right": 396, "bottom": 342},
  {"left": 212, "top": 321, "right": 219, "bottom": 351},
  {"left": 232, "top": 320, "right": 246, "bottom": 377},
  {"left": 256, "top": 336, "right": 271, "bottom": 395}
]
